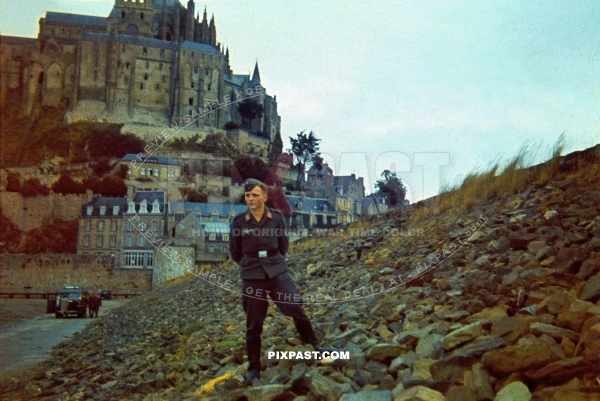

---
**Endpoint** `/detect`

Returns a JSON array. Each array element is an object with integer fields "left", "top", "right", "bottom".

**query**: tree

[
  {"left": 268, "top": 131, "right": 283, "bottom": 166},
  {"left": 375, "top": 170, "right": 407, "bottom": 207},
  {"left": 20, "top": 178, "right": 50, "bottom": 197},
  {"left": 51, "top": 174, "right": 85, "bottom": 195},
  {"left": 288, "top": 130, "right": 320, "bottom": 188},
  {"left": 237, "top": 99, "right": 264, "bottom": 130}
]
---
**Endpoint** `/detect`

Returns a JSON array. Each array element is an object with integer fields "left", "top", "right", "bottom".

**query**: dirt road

[{"left": 0, "top": 300, "right": 121, "bottom": 377}]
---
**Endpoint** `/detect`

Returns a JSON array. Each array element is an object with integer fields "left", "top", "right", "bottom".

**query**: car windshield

[{"left": 68, "top": 293, "right": 81, "bottom": 300}]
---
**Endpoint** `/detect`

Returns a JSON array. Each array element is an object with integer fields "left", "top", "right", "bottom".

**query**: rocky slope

[{"left": 1, "top": 148, "right": 599, "bottom": 401}]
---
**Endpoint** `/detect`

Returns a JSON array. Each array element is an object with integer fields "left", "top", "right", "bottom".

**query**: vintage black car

[
  {"left": 98, "top": 289, "right": 112, "bottom": 300},
  {"left": 52, "top": 286, "right": 89, "bottom": 318}
]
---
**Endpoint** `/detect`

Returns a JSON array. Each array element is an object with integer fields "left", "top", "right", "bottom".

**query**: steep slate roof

[
  {"left": 45, "top": 12, "right": 107, "bottom": 29},
  {"left": 81, "top": 197, "right": 128, "bottom": 217},
  {"left": 169, "top": 202, "right": 247, "bottom": 217},
  {"left": 225, "top": 74, "right": 251, "bottom": 87},
  {"left": 286, "top": 196, "right": 336, "bottom": 213},
  {"left": 115, "top": 190, "right": 167, "bottom": 214},
  {"left": 80, "top": 32, "right": 178, "bottom": 50},
  {"left": 120, "top": 153, "right": 180, "bottom": 166},
  {"left": 181, "top": 41, "right": 221, "bottom": 55}
]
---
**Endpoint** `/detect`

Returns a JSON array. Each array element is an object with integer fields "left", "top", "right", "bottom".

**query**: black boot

[{"left": 244, "top": 368, "right": 260, "bottom": 386}]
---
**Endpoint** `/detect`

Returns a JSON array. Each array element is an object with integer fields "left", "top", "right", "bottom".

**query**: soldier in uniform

[{"left": 230, "top": 179, "right": 333, "bottom": 385}]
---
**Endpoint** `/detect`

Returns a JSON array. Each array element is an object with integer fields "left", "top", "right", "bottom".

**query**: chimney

[{"left": 127, "top": 185, "right": 135, "bottom": 202}]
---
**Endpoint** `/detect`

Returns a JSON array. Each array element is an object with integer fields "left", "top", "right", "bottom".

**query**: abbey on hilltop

[{"left": 0, "top": 0, "right": 281, "bottom": 141}]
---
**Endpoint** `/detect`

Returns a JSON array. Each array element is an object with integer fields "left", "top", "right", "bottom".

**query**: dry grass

[{"left": 411, "top": 135, "right": 570, "bottom": 222}]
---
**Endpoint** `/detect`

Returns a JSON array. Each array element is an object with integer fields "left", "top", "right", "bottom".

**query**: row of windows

[
  {"left": 133, "top": 167, "right": 177, "bottom": 177},
  {"left": 127, "top": 220, "right": 160, "bottom": 231},
  {"left": 83, "top": 235, "right": 117, "bottom": 248},
  {"left": 87, "top": 206, "right": 120, "bottom": 216},
  {"left": 183, "top": 51, "right": 218, "bottom": 62},
  {"left": 208, "top": 245, "right": 229, "bottom": 253},
  {"left": 84, "top": 219, "right": 161, "bottom": 231},
  {"left": 85, "top": 220, "right": 118, "bottom": 231}
]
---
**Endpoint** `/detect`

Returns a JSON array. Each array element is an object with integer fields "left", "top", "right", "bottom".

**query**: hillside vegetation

[{"left": 0, "top": 91, "right": 143, "bottom": 168}]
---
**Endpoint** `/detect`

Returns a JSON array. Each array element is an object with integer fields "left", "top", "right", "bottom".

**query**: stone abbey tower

[{"left": 0, "top": 0, "right": 281, "bottom": 141}]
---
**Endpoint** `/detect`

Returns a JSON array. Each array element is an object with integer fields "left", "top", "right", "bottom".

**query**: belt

[{"left": 244, "top": 249, "right": 279, "bottom": 258}]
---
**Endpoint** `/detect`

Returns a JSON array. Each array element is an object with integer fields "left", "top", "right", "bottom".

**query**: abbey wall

[{"left": 0, "top": 0, "right": 281, "bottom": 143}]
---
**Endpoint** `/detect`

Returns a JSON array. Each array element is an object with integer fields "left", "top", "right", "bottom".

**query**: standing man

[{"left": 230, "top": 179, "right": 332, "bottom": 385}]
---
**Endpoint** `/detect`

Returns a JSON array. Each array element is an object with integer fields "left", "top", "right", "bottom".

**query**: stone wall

[
  {"left": 0, "top": 191, "right": 93, "bottom": 231},
  {"left": 0, "top": 254, "right": 153, "bottom": 293},
  {"left": 153, "top": 246, "right": 194, "bottom": 286}
]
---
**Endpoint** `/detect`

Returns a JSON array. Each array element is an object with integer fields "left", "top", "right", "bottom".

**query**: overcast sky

[{"left": 1, "top": 0, "right": 599, "bottom": 201}]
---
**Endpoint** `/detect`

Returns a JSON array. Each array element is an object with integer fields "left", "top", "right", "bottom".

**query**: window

[
  {"left": 85, "top": 220, "right": 91, "bottom": 231},
  {"left": 138, "top": 235, "right": 145, "bottom": 246},
  {"left": 146, "top": 61, "right": 150, "bottom": 69},
  {"left": 118, "top": 61, "right": 122, "bottom": 68},
  {"left": 126, "top": 234, "right": 133, "bottom": 246},
  {"left": 189, "top": 97, "right": 193, "bottom": 106},
  {"left": 160, "top": 49, "right": 165, "bottom": 58},
  {"left": 97, "top": 221, "right": 105, "bottom": 231},
  {"left": 113, "top": 206, "right": 120, "bottom": 216},
  {"left": 93, "top": 42, "right": 99, "bottom": 50},
  {"left": 128, "top": 220, "right": 134, "bottom": 231},
  {"left": 111, "top": 220, "right": 118, "bottom": 231},
  {"left": 122, "top": 45, "right": 126, "bottom": 53},
  {"left": 209, "top": 233, "right": 216, "bottom": 241},
  {"left": 143, "top": 47, "right": 148, "bottom": 55},
  {"left": 222, "top": 246, "right": 228, "bottom": 253},
  {"left": 153, "top": 168, "right": 159, "bottom": 177},
  {"left": 127, "top": 24, "right": 138, "bottom": 35},
  {"left": 152, "top": 220, "right": 158, "bottom": 231},
  {"left": 100, "top": 206, "right": 106, "bottom": 216},
  {"left": 212, "top": 215, "right": 218, "bottom": 222},
  {"left": 86, "top": 206, "right": 93, "bottom": 216},
  {"left": 124, "top": 251, "right": 154, "bottom": 267},
  {"left": 96, "top": 236, "right": 103, "bottom": 247},
  {"left": 155, "top": 84, "right": 160, "bottom": 91},
  {"left": 205, "top": 67, "right": 209, "bottom": 75},
  {"left": 126, "top": 62, "right": 130, "bottom": 69},
  {"left": 84, "top": 236, "right": 90, "bottom": 247},
  {"left": 209, "top": 245, "right": 215, "bottom": 253},
  {"left": 140, "top": 167, "right": 146, "bottom": 175},
  {"left": 124, "top": 77, "right": 129, "bottom": 85},
  {"left": 159, "top": 63, "right": 163, "bottom": 71},
  {"left": 141, "top": 12, "right": 144, "bottom": 20},
  {"left": 194, "top": 66, "right": 199, "bottom": 74},
  {"left": 144, "top": 73, "right": 148, "bottom": 81},
  {"left": 191, "top": 52, "right": 194, "bottom": 58},
  {"left": 167, "top": 169, "right": 175, "bottom": 178},
  {"left": 122, "top": 11, "right": 125, "bottom": 19},
  {"left": 110, "top": 236, "right": 116, "bottom": 247},
  {"left": 162, "top": 75, "right": 166, "bottom": 83},
  {"left": 140, "top": 83, "right": 145, "bottom": 90},
  {"left": 207, "top": 83, "right": 211, "bottom": 91},
  {"left": 222, "top": 234, "right": 229, "bottom": 241},
  {"left": 191, "top": 81, "right": 195, "bottom": 89}
]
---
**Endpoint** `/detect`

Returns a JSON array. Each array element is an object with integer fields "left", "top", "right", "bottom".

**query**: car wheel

[{"left": 55, "top": 313, "right": 61, "bottom": 318}]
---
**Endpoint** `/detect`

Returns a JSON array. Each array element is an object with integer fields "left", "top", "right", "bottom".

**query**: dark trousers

[{"left": 242, "top": 271, "right": 317, "bottom": 371}]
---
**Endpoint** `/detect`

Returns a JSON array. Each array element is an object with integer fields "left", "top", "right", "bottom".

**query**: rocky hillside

[{"left": 1, "top": 146, "right": 599, "bottom": 401}]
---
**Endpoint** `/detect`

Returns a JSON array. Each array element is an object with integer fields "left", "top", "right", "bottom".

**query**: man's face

[{"left": 245, "top": 186, "right": 268, "bottom": 212}]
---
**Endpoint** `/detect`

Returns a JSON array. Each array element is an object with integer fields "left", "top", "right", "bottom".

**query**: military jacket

[{"left": 229, "top": 206, "right": 289, "bottom": 280}]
